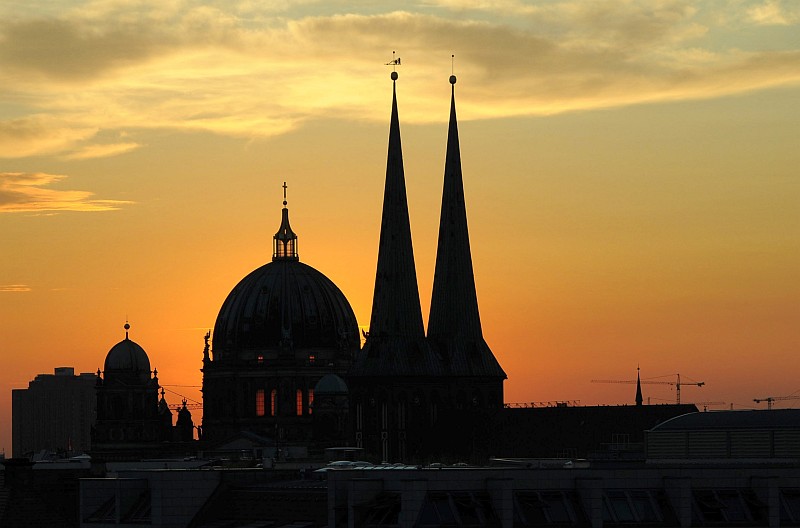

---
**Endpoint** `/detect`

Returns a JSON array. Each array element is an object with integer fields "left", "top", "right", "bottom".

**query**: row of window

[
  {"left": 357, "top": 489, "right": 800, "bottom": 527},
  {"left": 255, "top": 388, "right": 314, "bottom": 417}
]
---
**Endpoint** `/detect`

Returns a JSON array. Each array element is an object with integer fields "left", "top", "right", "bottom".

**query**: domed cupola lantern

[{"left": 273, "top": 182, "right": 299, "bottom": 261}]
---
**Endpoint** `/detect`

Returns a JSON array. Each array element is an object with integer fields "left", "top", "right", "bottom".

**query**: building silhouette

[
  {"left": 201, "top": 188, "right": 359, "bottom": 453},
  {"left": 91, "top": 324, "right": 194, "bottom": 459},
  {"left": 349, "top": 73, "right": 505, "bottom": 463},
  {"left": 200, "top": 73, "right": 506, "bottom": 463},
  {"left": 11, "top": 367, "right": 96, "bottom": 457}
]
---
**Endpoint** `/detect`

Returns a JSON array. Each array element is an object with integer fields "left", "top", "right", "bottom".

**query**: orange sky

[{"left": 2, "top": 1, "right": 800, "bottom": 455}]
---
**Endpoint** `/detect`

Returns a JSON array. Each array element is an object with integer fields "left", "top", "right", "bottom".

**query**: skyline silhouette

[{"left": 2, "top": 1, "right": 800, "bottom": 455}]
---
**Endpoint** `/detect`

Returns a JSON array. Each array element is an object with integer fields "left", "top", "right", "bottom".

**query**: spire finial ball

[
  {"left": 450, "top": 75, "right": 457, "bottom": 85},
  {"left": 124, "top": 323, "right": 130, "bottom": 331},
  {"left": 391, "top": 71, "right": 398, "bottom": 81}
]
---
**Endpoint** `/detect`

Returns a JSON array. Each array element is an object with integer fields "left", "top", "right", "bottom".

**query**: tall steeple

[
  {"left": 427, "top": 74, "right": 505, "bottom": 379},
  {"left": 351, "top": 69, "right": 440, "bottom": 378},
  {"left": 365, "top": 71, "right": 425, "bottom": 341}
]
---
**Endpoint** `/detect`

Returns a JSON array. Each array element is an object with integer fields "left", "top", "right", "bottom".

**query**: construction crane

[
  {"left": 591, "top": 373, "right": 704, "bottom": 404},
  {"left": 170, "top": 402, "right": 202, "bottom": 410},
  {"left": 753, "top": 394, "right": 800, "bottom": 410}
]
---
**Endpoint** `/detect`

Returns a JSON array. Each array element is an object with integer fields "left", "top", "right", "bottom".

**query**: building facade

[{"left": 12, "top": 366, "right": 96, "bottom": 457}]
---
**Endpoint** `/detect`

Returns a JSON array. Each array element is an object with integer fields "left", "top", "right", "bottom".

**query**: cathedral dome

[
  {"left": 104, "top": 332, "right": 151, "bottom": 373},
  {"left": 211, "top": 194, "right": 359, "bottom": 359},
  {"left": 212, "top": 260, "right": 359, "bottom": 356}
]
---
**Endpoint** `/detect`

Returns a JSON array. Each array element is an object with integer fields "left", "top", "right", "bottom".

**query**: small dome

[
  {"left": 104, "top": 337, "right": 151, "bottom": 373},
  {"left": 314, "top": 374, "right": 348, "bottom": 395}
]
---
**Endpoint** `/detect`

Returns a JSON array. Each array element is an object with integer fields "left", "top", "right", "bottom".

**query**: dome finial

[
  {"left": 273, "top": 182, "right": 299, "bottom": 261},
  {"left": 386, "top": 50, "right": 400, "bottom": 81},
  {"left": 450, "top": 54, "right": 457, "bottom": 85},
  {"left": 124, "top": 321, "right": 130, "bottom": 339}
]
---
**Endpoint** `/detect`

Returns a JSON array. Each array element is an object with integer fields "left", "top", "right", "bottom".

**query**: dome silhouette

[
  {"left": 212, "top": 260, "right": 359, "bottom": 358},
  {"left": 104, "top": 337, "right": 151, "bottom": 373}
]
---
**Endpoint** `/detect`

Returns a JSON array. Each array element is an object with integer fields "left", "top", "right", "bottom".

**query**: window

[
  {"left": 257, "top": 354, "right": 264, "bottom": 365},
  {"left": 255, "top": 389, "right": 265, "bottom": 417},
  {"left": 296, "top": 389, "right": 303, "bottom": 416},
  {"left": 417, "top": 492, "right": 499, "bottom": 527},
  {"left": 780, "top": 489, "right": 800, "bottom": 524},
  {"left": 515, "top": 491, "right": 585, "bottom": 526},
  {"left": 308, "top": 389, "right": 314, "bottom": 415},
  {"left": 603, "top": 490, "right": 673, "bottom": 525},
  {"left": 692, "top": 489, "right": 765, "bottom": 525},
  {"left": 270, "top": 389, "right": 277, "bottom": 416}
]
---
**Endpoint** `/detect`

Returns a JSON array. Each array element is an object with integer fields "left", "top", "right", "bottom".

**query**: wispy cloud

[
  {"left": 62, "top": 142, "right": 140, "bottom": 160},
  {"left": 0, "top": 284, "right": 31, "bottom": 292},
  {"left": 0, "top": 1, "right": 798, "bottom": 158},
  {"left": 0, "top": 172, "right": 133, "bottom": 213},
  {"left": 748, "top": 0, "right": 800, "bottom": 26}
]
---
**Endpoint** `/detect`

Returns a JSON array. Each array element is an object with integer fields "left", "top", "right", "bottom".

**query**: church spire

[
  {"left": 427, "top": 73, "right": 505, "bottom": 380},
  {"left": 273, "top": 181, "right": 298, "bottom": 261},
  {"left": 428, "top": 73, "right": 482, "bottom": 340},
  {"left": 635, "top": 366, "right": 644, "bottom": 406},
  {"left": 365, "top": 71, "right": 425, "bottom": 340}
]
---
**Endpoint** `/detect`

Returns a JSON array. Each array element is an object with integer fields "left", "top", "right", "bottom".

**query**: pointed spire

[
  {"left": 273, "top": 181, "right": 299, "bottom": 261},
  {"left": 427, "top": 73, "right": 505, "bottom": 379},
  {"left": 635, "top": 366, "right": 644, "bottom": 406},
  {"left": 365, "top": 71, "right": 425, "bottom": 340},
  {"left": 428, "top": 73, "right": 482, "bottom": 340}
]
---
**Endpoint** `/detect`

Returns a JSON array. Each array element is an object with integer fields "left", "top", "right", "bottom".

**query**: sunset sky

[{"left": 2, "top": 0, "right": 799, "bottom": 454}]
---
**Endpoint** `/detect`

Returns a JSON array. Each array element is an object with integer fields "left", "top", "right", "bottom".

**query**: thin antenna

[{"left": 451, "top": 54, "right": 455, "bottom": 75}]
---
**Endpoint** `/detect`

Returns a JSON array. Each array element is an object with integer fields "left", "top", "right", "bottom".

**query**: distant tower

[
  {"left": 425, "top": 73, "right": 506, "bottom": 460},
  {"left": 93, "top": 324, "right": 164, "bottom": 454},
  {"left": 349, "top": 69, "right": 444, "bottom": 463},
  {"left": 176, "top": 400, "right": 194, "bottom": 442},
  {"left": 635, "top": 367, "right": 643, "bottom": 406}
]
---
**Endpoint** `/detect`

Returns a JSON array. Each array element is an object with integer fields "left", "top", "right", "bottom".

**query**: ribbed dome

[
  {"left": 104, "top": 337, "right": 151, "bottom": 373},
  {"left": 212, "top": 260, "right": 359, "bottom": 357}
]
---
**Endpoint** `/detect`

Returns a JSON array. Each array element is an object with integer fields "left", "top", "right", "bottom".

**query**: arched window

[
  {"left": 270, "top": 389, "right": 277, "bottom": 416},
  {"left": 255, "top": 389, "right": 265, "bottom": 417},
  {"left": 296, "top": 389, "right": 303, "bottom": 416}
]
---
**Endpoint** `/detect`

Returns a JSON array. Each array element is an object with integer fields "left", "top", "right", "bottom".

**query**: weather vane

[{"left": 385, "top": 51, "right": 401, "bottom": 71}]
